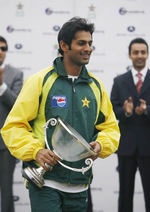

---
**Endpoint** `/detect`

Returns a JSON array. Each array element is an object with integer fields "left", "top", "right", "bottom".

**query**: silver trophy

[{"left": 22, "top": 117, "right": 96, "bottom": 188}]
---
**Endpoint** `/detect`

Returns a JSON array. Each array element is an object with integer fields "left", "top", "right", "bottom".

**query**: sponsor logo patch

[{"left": 52, "top": 96, "right": 67, "bottom": 108}]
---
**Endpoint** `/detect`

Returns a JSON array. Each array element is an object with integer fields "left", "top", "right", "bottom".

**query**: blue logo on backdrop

[
  {"left": 15, "top": 43, "right": 23, "bottom": 49},
  {"left": 127, "top": 26, "right": 136, "bottom": 32},
  {"left": 52, "top": 96, "right": 67, "bottom": 108},
  {"left": 45, "top": 8, "right": 53, "bottom": 15},
  {"left": 119, "top": 7, "right": 127, "bottom": 15},
  {"left": 53, "top": 25, "right": 60, "bottom": 31},
  {"left": 6, "top": 25, "right": 14, "bottom": 33}
]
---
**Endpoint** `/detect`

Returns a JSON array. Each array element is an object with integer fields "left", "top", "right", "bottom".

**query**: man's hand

[
  {"left": 0, "top": 68, "right": 4, "bottom": 85},
  {"left": 36, "top": 149, "right": 61, "bottom": 171},
  {"left": 135, "top": 99, "right": 147, "bottom": 115},
  {"left": 89, "top": 141, "right": 101, "bottom": 160},
  {"left": 123, "top": 97, "right": 134, "bottom": 115}
]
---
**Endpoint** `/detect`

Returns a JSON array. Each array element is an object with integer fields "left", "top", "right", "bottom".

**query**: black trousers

[
  {"left": 0, "top": 149, "right": 16, "bottom": 212},
  {"left": 118, "top": 154, "right": 150, "bottom": 212}
]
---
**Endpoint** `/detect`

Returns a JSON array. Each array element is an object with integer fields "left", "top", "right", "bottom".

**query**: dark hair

[
  {"left": 58, "top": 17, "right": 94, "bottom": 55},
  {"left": 129, "top": 37, "right": 149, "bottom": 55},
  {"left": 0, "top": 36, "right": 8, "bottom": 51}
]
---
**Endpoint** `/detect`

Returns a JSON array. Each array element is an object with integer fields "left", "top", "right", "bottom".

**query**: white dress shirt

[{"left": 131, "top": 66, "right": 148, "bottom": 85}]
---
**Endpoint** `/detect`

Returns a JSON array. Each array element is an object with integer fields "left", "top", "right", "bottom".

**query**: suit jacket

[
  {"left": 110, "top": 69, "right": 150, "bottom": 156},
  {"left": 0, "top": 64, "right": 23, "bottom": 149}
]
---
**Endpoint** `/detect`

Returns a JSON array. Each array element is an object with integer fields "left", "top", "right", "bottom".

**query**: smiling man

[
  {"left": 111, "top": 38, "right": 150, "bottom": 212},
  {"left": 1, "top": 17, "right": 120, "bottom": 212}
]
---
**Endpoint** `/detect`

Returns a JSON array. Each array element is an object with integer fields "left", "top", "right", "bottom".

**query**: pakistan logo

[
  {"left": 82, "top": 97, "right": 90, "bottom": 108},
  {"left": 88, "top": 4, "right": 96, "bottom": 20}
]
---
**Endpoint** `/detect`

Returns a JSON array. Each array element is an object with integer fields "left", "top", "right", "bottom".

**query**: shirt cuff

[
  {"left": 0, "top": 83, "right": 7, "bottom": 96},
  {"left": 144, "top": 108, "right": 148, "bottom": 115},
  {"left": 125, "top": 112, "right": 133, "bottom": 117}
]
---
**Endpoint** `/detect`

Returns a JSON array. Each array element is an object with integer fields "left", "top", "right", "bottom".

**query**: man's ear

[{"left": 59, "top": 40, "right": 69, "bottom": 53}]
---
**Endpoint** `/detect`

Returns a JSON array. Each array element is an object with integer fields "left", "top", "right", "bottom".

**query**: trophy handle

[
  {"left": 57, "top": 158, "right": 93, "bottom": 175},
  {"left": 43, "top": 118, "right": 58, "bottom": 151}
]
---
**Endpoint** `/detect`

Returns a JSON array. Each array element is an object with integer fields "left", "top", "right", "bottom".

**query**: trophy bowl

[{"left": 51, "top": 117, "right": 96, "bottom": 161}]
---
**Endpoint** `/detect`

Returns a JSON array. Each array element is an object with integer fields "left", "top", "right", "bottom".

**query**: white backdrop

[{"left": 0, "top": 0, "right": 149, "bottom": 211}]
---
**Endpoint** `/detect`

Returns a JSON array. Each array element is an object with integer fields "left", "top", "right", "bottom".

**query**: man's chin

[
  {"left": 136, "top": 64, "right": 145, "bottom": 70},
  {"left": 82, "top": 59, "right": 90, "bottom": 65}
]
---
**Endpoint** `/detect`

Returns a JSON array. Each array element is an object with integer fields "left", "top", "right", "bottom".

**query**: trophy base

[{"left": 22, "top": 167, "right": 45, "bottom": 188}]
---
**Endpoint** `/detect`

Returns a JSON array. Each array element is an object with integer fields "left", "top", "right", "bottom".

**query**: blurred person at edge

[
  {"left": 1, "top": 17, "right": 120, "bottom": 212},
  {"left": 111, "top": 38, "right": 150, "bottom": 212},
  {"left": 0, "top": 36, "right": 23, "bottom": 212}
]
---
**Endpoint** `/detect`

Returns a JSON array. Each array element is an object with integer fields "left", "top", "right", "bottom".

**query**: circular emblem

[
  {"left": 53, "top": 25, "right": 60, "bottom": 31},
  {"left": 15, "top": 43, "right": 23, "bottom": 49},
  {"left": 57, "top": 97, "right": 66, "bottom": 107},
  {"left": 127, "top": 26, "right": 135, "bottom": 32},
  {"left": 119, "top": 7, "right": 127, "bottom": 15},
  {"left": 6, "top": 25, "right": 14, "bottom": 33},
  {"left": 45, "top": 8, "right": 53, "bottom": 15}
]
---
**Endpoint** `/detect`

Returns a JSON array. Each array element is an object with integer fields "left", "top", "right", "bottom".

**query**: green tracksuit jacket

[{"left": 1, "top": 57, "right": 120, "bottom": 185}]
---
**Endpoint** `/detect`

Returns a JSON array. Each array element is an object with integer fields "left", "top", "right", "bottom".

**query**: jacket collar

[{"left": 53, "top": 57, "right": 92, "bottom": 82}]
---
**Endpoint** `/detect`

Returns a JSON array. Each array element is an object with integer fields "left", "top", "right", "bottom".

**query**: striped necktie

[{"left": 136, "top": 72, "right": 143, "bottom": 93}]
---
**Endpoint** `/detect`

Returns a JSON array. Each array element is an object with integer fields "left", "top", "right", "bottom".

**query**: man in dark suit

[
  {"left": 110, "top": 38, "right": 150, "bottom": 212},
  {"left": 0, "top": 36, "right": 23, "bottom": 212}
]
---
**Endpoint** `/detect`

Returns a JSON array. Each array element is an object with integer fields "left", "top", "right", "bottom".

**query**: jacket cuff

[{"left": 33, "top": 147, "right": 44, "bottom": 160}]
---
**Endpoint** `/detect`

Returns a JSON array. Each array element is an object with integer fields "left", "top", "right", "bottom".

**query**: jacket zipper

[{"left": 68, "top": 80, "right": 76, "bottom": 183}]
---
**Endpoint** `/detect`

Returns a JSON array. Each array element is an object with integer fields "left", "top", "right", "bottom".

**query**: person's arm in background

[
  {"left": 110, "top": 77, "right": 134, "bottom": 122},
  {"left": 0, "top": 67, "right": 23, "bottom": 107}
]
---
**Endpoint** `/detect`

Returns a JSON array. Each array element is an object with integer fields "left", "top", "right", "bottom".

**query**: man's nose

[
  {"left": 137, "top": 52, "right": 143, "bottom": 57},
  {"left": 84, "top": 44, "right": 92, "bottom": 52}
]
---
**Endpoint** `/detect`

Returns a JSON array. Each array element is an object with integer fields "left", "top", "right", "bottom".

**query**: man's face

[
  {"left": 0, "top": 41, "right": 7, "bottom": 66},
  {"left": 129, "top": 43, "right": 148, "bottom": 71},
  {"left": 66, "top": 30, "right": 93, "bottom": 67}
]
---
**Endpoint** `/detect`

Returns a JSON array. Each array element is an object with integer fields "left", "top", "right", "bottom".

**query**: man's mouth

[
  {"left": 80, "top": 53, "right": 91, "bottom": 59},
  {"left": 136, "top": 59, "right": 144, "bottom": 63}
]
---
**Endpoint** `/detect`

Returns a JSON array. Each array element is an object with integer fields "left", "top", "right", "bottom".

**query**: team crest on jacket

[
  {"left": 82, "top": 97, "right": 90, "bottom": 108},
  {"left": 52, "top": 96, "right": 68, "bottom": 108}
]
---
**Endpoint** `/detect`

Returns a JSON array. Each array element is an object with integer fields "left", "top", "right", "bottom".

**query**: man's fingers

[
  {"left": 48, "top": 151, "right": 61, "bottom": 161},
  {"left": 139, "top": 99, "right": 146, "bottom": 104},
  {"left": 36, "top": 149, "right": 61, "bottom": 169}
]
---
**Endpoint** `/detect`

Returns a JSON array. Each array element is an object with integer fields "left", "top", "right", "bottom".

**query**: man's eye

[
  {"left": 133, "top": 51, "right": 138, "bottom": 55},
  {"left": 78, "top": 42, "right": 85, "bottom": 46},
  {"left": 141, "top": 51, "right": 146, "bottom": 54}
]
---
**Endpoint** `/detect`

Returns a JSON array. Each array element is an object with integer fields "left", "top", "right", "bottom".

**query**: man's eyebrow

[{"left": 77, "top": 39, "right": 93, "bottom": 42}]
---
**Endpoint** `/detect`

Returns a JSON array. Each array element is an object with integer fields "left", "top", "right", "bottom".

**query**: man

[
  {"left": 110, "top": 38, "right": 150, "bottom": 212},
  {"left": 1, "top": 17, "right": 120, "bottom": 212},
  {"left": 0, "top": 36, "right": 23, "bottom": 212}
]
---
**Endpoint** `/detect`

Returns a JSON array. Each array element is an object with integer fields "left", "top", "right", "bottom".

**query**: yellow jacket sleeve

[
  {"left": 1, "top": 68, "right": 50, "bottom": 161},
  {"left": 95, "top": 81, "right": 120, "bottom": 158}
]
